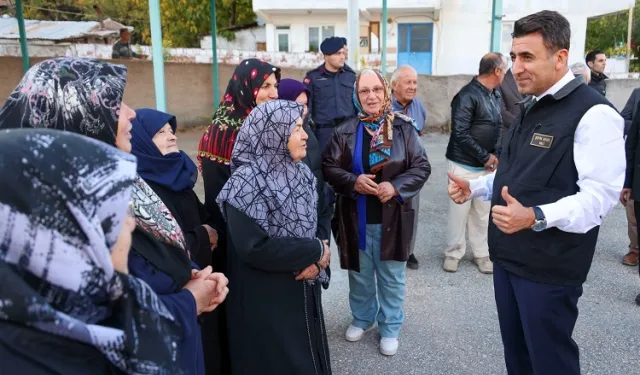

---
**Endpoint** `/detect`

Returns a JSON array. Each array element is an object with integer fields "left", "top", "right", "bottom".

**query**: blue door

[{"left": 397, "top": 23, "right": 433, "bottom": 74}]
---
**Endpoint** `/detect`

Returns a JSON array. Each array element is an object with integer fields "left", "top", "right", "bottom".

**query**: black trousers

[
  {"left": 494, "top": 262, "right": 583, "bottom": 375},
  {"left": 635, "top": 201, "right": 640, "bottom": 278}
]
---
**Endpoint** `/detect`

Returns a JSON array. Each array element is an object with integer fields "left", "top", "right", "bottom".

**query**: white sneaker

[
  {"left": 345, "top": 324, "right": 374, "bottom": 342},
  {"left": 380, "top": 337, "right": 399, "bottom": 356}
]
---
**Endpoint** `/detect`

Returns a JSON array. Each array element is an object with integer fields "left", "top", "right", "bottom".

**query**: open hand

[
  {"left": 491, "top": 186, "right": 535, "bottom": 234},
  {"left": 447, "top": 171, "right": 471, "bottom": 204}
]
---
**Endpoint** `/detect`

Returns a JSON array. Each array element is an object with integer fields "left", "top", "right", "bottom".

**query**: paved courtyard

[{"left": 181, "top": 129, "right": 639, "bottom": 375}]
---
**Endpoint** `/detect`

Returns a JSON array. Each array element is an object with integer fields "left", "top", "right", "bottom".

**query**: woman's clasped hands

[{"left": 183, "top": 266, "right": 229, "bottom": 315}]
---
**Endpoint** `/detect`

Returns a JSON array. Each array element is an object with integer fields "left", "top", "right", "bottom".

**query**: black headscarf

[{"left": 0, "top": 128, "right": 182, "bottom": 374}]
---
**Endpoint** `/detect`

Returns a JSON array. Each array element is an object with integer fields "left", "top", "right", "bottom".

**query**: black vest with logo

[{"left": 489, "top": 77, "right": 613, "bottom": 286}]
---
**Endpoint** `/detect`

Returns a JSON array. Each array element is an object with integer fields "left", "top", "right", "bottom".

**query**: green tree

[
  {"left": 586, "top": 0, "right": 640, "bottom": 56},
  {"left": 160, "top": 0, "right": 256, "bottom": 47},
  {"left": 18, "top": 0, "right": 256, "bottom": 48},
  {"left": 22, "top": 0, "right": 87, "bottom": 21}
]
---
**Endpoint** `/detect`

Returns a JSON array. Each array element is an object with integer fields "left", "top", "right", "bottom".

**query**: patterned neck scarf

[
  {"left": 217, "top": 100, "right": 328, "bottom": 286},
  {"left": 131, "top": 176, "right": 188, "bottom": 253},
  {"left": 0, "top": 57, "right": 126, "bottom": 144},
  {"left": 353, "top": 69, "right": 395, "bottom": 172},
  {"left": 0, "top": 129, "right": 181, "bottom": 374},
  {"left": 197, "top": 58, "right": 281, "bottom": 166}
]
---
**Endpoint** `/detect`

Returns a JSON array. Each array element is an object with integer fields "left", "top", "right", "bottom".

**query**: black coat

[
  {"left": 302, "top": 119, "right": 332, "bottom": 241},
  {"left": 625, "top": 100, "right": 640, "bottom": 200},
  {"left": 445, "top": 77, "right": 503, "bottom": 167},
  {"left": 620, "top": 87, "right": 640, "bottom": 136},
  {"left": 588, "top": 71, "right": 608, "bottom": 97},
  {"left": 0, "top": 320, "right": 124, "bottom": 375},
  {"left": 223, "top": 204, "right": 331, "bottom": 375},
  {"left": 145, "top": 180, "right": 217, "bottom": 266},
  {"left": 497, "top": 69, "right": 524, "bottom": 138},
  {"left": 145, "top": 179, "right": 230, "bottom": 375}
]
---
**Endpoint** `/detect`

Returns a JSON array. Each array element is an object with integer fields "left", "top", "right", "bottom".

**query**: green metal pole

[
  {"left": 210, "top": 0, "right": 220, "bottom": 108},
  {"left": 381, "top": 0, "right": 388, "bottom": 75},
  {"left": 148, "top": 0, "right": 167, "bottom": 111},
  {"left": 490, "top": 0, "right": 503, "bottom": 52},
  {"left": 15, "top": 0, "right": 29, "bottom": 72}
]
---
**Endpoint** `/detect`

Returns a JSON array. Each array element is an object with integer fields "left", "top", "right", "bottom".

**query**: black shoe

[
  {"left": 635, "top": 293, "right": 640, "bottom": 306},
  {"left": 406, "top": 254, "right": 419, "bottom": 270}
]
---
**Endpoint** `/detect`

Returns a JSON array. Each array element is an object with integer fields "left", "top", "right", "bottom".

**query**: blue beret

[
  {"left": 341, "top": 37, "right": 347, "bottom": 46},
  {"left": 320, "top": 37, "right": 344, "bottom": 55}
]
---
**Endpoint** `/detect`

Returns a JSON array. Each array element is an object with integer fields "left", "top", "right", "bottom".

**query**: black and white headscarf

[
  {"left": 0, "top": 129, "right": 182, "bottom": 374},
  {"left": 218, "top": 100, "right": 328, "bottom": 286}
]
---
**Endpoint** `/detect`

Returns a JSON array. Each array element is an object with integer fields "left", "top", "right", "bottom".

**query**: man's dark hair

[
  {"left": 479, "top": 52, "right": 505, "bottom": 76},
  {"left": 119, "top": 28, "right": 129, "bottom": 35},
  {"left": 512, "top": 10, "right": 570, "bottom": 54},
  {"left": 585, "top": 50, "right": 606, "bottom": 64}
]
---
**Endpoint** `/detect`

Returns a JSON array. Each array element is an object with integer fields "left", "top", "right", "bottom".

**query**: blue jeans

[{"left": 348, "top": 224, "right": 407, "bottom": 338}]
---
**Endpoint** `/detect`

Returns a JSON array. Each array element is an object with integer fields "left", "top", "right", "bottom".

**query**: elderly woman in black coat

[{"left": 218, "top": 99, "right": 332, "bottom": 375}]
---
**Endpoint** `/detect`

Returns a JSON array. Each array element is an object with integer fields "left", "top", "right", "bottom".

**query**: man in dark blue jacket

[
  {"left": 448, "top": 11, "right": 625, "bottom": 374},
  {"left": 304, "top": 36, "right": 357, "bottom": 207}
]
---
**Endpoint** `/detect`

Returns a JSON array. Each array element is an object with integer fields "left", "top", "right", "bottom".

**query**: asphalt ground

[{"left": 181, "top": 129, "right": 639, "bottom": 375}]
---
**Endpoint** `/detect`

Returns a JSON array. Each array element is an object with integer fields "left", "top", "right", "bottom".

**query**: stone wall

[
  {"left": 0, "top": 41, "right": 384, "bottom": 70},
  {"left": 1, "top": 56, "right": 639, "bottom": 129}
]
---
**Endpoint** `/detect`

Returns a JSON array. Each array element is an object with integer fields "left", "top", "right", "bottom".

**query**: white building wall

[
  {"left": 254, "top": 0, "right": 634, "bottom": 74},
  {"left": 435, "top": 0, "right": 490, "bottom": 75},
  {"left": 200, "top": 28, "right": 266, "bottom": 50},
  {"left": 436, "top": 0, "right": 633, "bottom": 75},
  {"left": 253, "top": 0, "right": 439, "bottom": 11},
  {"left": 264, "top": 13, "right": 347, "bottom": 53}
]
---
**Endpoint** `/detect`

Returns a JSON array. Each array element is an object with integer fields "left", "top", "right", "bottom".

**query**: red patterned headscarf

[{"left": 197, "top": 59, "right": 281, "bottom": 166}]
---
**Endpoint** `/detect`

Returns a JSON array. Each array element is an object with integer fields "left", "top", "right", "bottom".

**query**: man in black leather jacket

[{"left": 443, "top": 52, "right": 506, "bottom": 274}]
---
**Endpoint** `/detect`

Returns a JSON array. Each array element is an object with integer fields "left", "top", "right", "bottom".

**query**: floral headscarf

[
  {"left": 0, "top": 57, "right": 126, "bottom": 145},
  {"left": 197, "top": 58, "right": 281, "bottom": 166},
  {"left": 353, "top": 69, "right": 396, "bottom": 172}
]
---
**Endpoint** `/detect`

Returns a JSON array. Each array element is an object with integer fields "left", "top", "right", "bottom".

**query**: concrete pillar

[
  {"left": 347, "top": 0, "right": 359, "bottom": 68},
  {"left": 148, "top": 0, "right": 167, "bottom": 111}
]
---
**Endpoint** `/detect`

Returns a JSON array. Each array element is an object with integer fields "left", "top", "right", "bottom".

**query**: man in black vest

[{"left": 447, "top": 11, "right": 625, "bottom": 375}]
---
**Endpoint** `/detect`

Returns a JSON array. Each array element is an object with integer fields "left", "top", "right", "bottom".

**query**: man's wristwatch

[{"left": 531, "top": 206, "right": 547, "bottom": 232}]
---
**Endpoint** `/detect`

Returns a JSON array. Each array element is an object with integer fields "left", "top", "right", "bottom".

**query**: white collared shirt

[{"left": 468, "top": 70, "right": 625, "bottom": 233}]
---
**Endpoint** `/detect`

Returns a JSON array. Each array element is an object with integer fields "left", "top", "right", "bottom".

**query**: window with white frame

[
  {"left": 276, "top": 26, "right": 290, "bottom": 52},
  {"left": 308, "top": 26, "right": 335, "bottom": 52}
]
